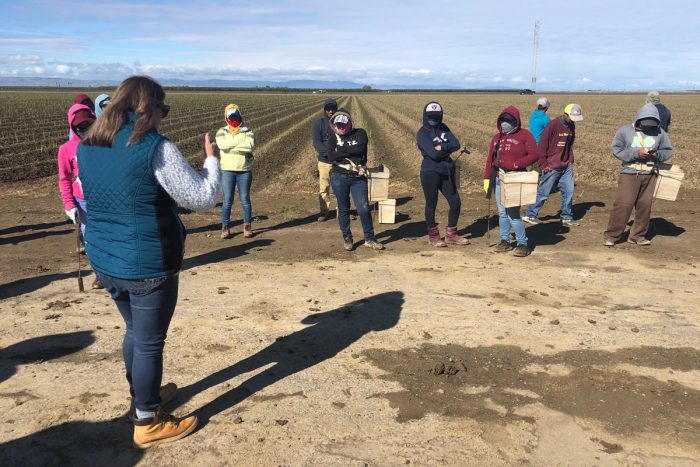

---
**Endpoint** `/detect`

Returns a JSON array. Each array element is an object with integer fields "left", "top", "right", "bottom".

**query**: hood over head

[
  {"left": 634, "top": 103, "right": 661, "bottom": 131},
  {"left": 496, "top": 105, "right": 522, "bottom": 133},
  {"left": 323, "top": 98, "right": 338, "bottom": 115},
  {"left": 95, "top": 94, "right": 111, "bottom": 118},
  {"left": 646, "top": 91, "right": 661, "bottom": 104},
  {"left": 330, "top": 108, "right": 353, "bottom": 136},
  {"left": 224, "top": 103, "right": 243, "bottom": 133},
  {"left": 422, "top": 101, "right": 444, "bottom": 128},
  {"left": 72, "top": 93, "right": 94, "bottom": 111},
  {"left": 67, "top": 103, "right": 96, "bottom": 141}
]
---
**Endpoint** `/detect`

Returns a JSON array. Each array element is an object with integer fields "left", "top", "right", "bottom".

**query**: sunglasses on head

[
  {"left": 159, "top": 103, "right": 170, "bottom": 118},
  {"left": 99, "top": 98, "right": 111, "bottom": 109}
]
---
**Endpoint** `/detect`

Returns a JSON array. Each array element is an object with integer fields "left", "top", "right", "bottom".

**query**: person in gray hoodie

[{"left": 603, "top": 103, "right": 673, "bottom": 246}]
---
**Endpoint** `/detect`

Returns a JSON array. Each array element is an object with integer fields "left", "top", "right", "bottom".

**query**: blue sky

[{"left": 1, "top": 0, "right": 699, "bottom": 90}]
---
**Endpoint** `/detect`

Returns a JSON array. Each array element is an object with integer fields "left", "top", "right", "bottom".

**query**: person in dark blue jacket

[
  {"left": 312, "top": 98, "right": 338, "bottom": 221},
  {"left": 416, "top": 101, "right": 468, "bottom": 247},
  {"left": 78, "top": 76, "right": 220, "bottom": 448}
]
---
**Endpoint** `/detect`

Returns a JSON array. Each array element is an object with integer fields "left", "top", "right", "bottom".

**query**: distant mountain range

[{"left": 0, "top": 76, "right": 466, "bottom": 90}]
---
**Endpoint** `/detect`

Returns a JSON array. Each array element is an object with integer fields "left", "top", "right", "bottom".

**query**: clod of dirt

[
  {"left": 531, "top": 311, "right": 542, "bottom": 317},
  {"left": 539, "top": 291, "right": 549, "bottom": 296},
  {"left": 275, "top": 419, "right": 288, "bottom": 426},
  {"left": 309, "top": 307, "right": 320, "bottom": 312},
  {"left": 332, "top": 402, "right": 346, "bottom": 409},
  {"left": 44, "top": 313, "right": 61, "bottom": 320},
  {"left": 631, "top": 327, "right": 640, "bottom": 333},
  {"left": 422, "top": 331, "right": 433, "bottom": 339},
  {"left": 609, "top": 326, "right": 617, "bottom": 331},
  {"left": 591, "top": 437, "right": 624, "bottom": 454},
  {"left": 233, "top": 416, "right": 244, "bottom": 424},
  {"left": 599, "top": 310, "right": 607, "bottom": 314},
  {"left": 217, "top": 290, "right": 226, "bottom": 295},
  {"left": 217, "top": 286, "right": 229, "bottom": 291},
  {"left": 433, "top": 362, "right": 445, "bottom": 375},
  {"left": 190, "top": 271, "right": 197, "bottom": 275},
  {"left": 550, "top": 319, "right": 560, "bottom": 325},
  {"left": 492, "top": 309, "right": 500, "bottom": 314},
  {"left": 43, "top": 300, "right": 71, "bottom": 310},
  {"left": 588, "top": 319, "right": 597, "bottom": 325}
]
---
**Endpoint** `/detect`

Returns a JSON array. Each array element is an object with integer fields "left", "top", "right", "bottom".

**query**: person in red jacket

[
  {"left": 483, "top": 106, "right": 539, "bottom": 257},
  {"left": 523, "top": 104, "right": 583, "bottom": 226}
]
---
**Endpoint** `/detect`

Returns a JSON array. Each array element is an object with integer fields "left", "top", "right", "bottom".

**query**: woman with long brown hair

[{"left": 78, "top": 76, "right": 220, "bottom": 448}]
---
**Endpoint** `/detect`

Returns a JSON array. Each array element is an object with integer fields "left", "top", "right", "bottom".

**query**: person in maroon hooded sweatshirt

[{"left": 483, "top": 106, "right": 539, "bottom": 257}]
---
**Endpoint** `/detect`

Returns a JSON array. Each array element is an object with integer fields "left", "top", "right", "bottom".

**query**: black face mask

[
  {"left": 426, "top": 112, "right": 442, "bottom": 126},
  {"left": 72, "top": 123, "right": 92, "bottom": 139}
]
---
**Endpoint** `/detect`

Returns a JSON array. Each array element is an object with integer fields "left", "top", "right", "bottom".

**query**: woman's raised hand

[{"left": 204, "top": 133, "right": 219, "bottom": 158}]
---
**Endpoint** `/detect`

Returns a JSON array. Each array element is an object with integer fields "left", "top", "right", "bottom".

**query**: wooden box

[
  {"left": 498, "top": 169, "right": 538, "bottom": 208},
  {"left": 378, "top": 199, "right": 396, "bottom": 224},
  {"left": 367, "top": 165, "right": 390, "bottom": 202},
  {"left": 653, "top": 164, "right": 684, "bottom": 201}
]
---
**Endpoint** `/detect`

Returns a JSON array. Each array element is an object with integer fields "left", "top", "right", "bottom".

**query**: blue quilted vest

[{"left": 77, "top": 116, "right": 185, "bottom": 279}]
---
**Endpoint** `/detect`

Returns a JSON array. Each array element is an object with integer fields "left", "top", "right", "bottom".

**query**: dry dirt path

[{"left": 0, "top": 179, "right": 698, "bottom": 466}]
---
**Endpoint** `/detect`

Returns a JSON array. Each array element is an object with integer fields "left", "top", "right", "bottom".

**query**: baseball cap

[
  {"left": 71, "top": 109, "right": 96, "bottom": 127},
  {"left": 536, "top": 97, "right": 550, "bottom": 109},
  {"left": 564, "top": 104, "right": 583, "bottom": 121}
]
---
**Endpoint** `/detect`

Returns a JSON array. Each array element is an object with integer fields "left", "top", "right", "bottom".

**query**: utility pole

[{"left": 531, "top": 21, "right": 540, "bottom": 92}]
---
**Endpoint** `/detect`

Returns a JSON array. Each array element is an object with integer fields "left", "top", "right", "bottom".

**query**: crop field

[{"left": 1, "top": 91, "right": 697, "bottom": 192}]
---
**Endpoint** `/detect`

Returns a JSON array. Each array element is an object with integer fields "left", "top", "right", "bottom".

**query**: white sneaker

[{"left": 522, "top": 216, "right": 542, "bottom": 225}]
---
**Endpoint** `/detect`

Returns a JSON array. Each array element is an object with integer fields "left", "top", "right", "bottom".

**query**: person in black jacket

[
  {"left": 646, "top": 91, "right": 672, "bottom": 132},
  {"left": 416, "top": 101, "right": 468, "bottom": 247},
  {"left": 312, "top": 98, "right": 338, "bottom": 221},
  {"left": 327, "top": 109, "right": 384, "bottom": 251}
]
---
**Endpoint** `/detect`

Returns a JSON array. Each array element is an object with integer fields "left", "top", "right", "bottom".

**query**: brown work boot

[
  {"left": 91, "top": 277, "right": 104, "bottom": 290},
  {"left": 133, "top": 409, "right": 198, "bottom": 449},
  {"left": 220, "top": 224, "right": 231, "bottom": 239},
  {"left": 243, "top": 223, "right": 254, "bottom": 238},
  {"left": 427, "top": 226, "right": 446, "bottom": 247},
  {"left": 125, "top": 382, "right": 178, "bottom": 421},
  {"left": 445, "top": 226, "right": 469, "bottom": 245}
]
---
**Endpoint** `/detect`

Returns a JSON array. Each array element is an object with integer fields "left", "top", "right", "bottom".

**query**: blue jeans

[
  {"left": 525, "top": 165, "right": 574, "bottom": 220},
  {"left": 495, "top": 178, "right": 528, "bottom": 246},
  {"left": 330, "top": 172, "right": 375, "bottom": 241},
  {"left": 75, "top": 196, "right": 87, "bottom": 237},
  {"left": 96, "top": 272, "right": 179, "bottom": 413},
  {"left": 221, "top": 170, "right": 252, "bottom": 224}
]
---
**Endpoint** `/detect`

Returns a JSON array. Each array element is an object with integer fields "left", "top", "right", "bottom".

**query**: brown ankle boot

[
  {"left": 133, "top": 409, "right": 198, "bottom": 449},
  {"left": 243, "top": 223, "right": 254, "bottom": 238},
  {"left": 445, "top": 226, "right": 469, "bottom": 245},
  {"left": 427, "top": 226, "right": 446, "bottom": 247},
  {"left": 220, "top": 224, "right": 231, "bottom": 239}
]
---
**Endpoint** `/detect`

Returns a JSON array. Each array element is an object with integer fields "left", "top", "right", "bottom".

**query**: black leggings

[{"left": 420, "top": 171, "right": 461, "bottom": 228}]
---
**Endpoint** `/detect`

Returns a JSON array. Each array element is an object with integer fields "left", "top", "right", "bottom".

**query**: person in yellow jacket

[{"left": 216, "top": 103, "right": 255, "bottom": 239}]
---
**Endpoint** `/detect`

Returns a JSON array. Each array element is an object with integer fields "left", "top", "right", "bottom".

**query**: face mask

[
  {"left": 500, "top": 122, "right": 515, "bottom": 134},
  {"left": 72, "top": 124, "right": 91, "bottom": 139}
]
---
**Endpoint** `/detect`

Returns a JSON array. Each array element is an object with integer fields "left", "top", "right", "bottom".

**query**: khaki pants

[
  {"left": 604, "top": 172, "right": 656, "bottom": 242},
  {"left": 318, "top": 161, "right": 333, "bottom": 213}
]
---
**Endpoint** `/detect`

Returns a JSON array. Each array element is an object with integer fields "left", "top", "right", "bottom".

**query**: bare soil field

[{"left": 0, "top": 92, "right": 698, "bottom": 465}]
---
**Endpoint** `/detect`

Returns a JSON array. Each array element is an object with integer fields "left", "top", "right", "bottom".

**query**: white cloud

[
  {"left": 577, "top": 77, "right": 593, "bottom": 84},
  {"left": 398, "top": 68, "right": 433, "bottom": 75},
  {"left": 511, "top": 76, "right": 525, "bottom": 83},
  {"left": 493, "top": 76, "right": 505, "bottom": 82},
  {"left": 55, "top": 64, "right": 70, "bottom": 74}
]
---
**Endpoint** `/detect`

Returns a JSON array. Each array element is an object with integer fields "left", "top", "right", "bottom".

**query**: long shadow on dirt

[
  {"left": 172, "top": 291, "right": 404, "bottom": 427},
  {"left": 649, "top": 217, "right": 685, "bottom": 239},
  {"left": 0, "top": 228, "right": 73, "bottom": 246},
  {"left": 364, "top": 344, "right": 700, "bottom": 445},
  {"left": 182, "top": 239, "right": 274, "bottom": 269},
  {"left": 0, "top": 331, "right": 95, "bottom": 384},
  {"left": 462, "top": 215, "right": 500, "bottom": 240},
  {"left": 256, "top": 212, "right": 319, "bottom": 234},
  {"left": 376, "top": 221, "right": 423, "bottom": 245},
  {"left": 0, "top": 271, "right": 86, "bottom": 301},
  {"left": 0, "top": 220, "right": 71, "bottom": 236}
]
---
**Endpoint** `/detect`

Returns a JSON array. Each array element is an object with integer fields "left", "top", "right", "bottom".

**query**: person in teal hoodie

[{"left": 528, "top": 96, "right": 550, "bottom": 144}]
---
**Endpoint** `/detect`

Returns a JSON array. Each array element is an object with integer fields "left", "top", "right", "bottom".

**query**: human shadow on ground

[
  {"left": 0, "top": 220, "right": 71, "bottom": 236},
  {"left": 171, "top": 291, "right": 404, "bottom": 427},
  {"left": 461, "top": 215, "right": 500, "bottom": 241},
  {"left": 649, "top": 217, "right": 685, "bottom": 240},
  {"left": 526, "top": 221, "right": 568, "bottom": 248},
  {"left": 0, "top": 228, "right": 73, "bottom": 246},
  {"left": 395, "top": 196, "right": 413, "bottom": 207},
  {"left": 0, "top": 331, "right": 95, "bottom": 384},
  {"left": 364, "top": 344, "right": 700, "bottom": 447},
  {"left": 376, "top": 221, "right": 423, "bottom": 245},
  {"left": 182, "top": 239, "right": 274, "bottom": 269},
  {"left": 255, "top": 213, "right": 319, "bottom": 234},
  {"left": 0, "top": 270, "right": 90, "bottom": 301},
  {"left": 186, "top": 215, "right": 271, "bottom": 235}
]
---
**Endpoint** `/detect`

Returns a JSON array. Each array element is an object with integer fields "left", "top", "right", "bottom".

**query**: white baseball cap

[{"left": 536, "top": 97, "right": 550, "bottom": 109}]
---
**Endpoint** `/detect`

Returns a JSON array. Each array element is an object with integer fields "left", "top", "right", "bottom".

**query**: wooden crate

[
  {"left": 378, "top": 199, "right": 396, "bottom": 224},
  {"left": 653, "top": 164, "right": 684, "bottom": 201},
  {"left": 498, "top": 169, "right": 538, "bottom": 208},
  {"left": 367, "top": 165, "right": 391, "bottom": 202}
]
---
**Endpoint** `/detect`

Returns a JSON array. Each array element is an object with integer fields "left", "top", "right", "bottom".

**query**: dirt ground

[{"left": 0, "top": 177, "right": 698, "bottom": 466}]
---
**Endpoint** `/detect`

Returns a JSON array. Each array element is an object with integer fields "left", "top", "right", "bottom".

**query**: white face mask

[{"left": 500, "top": 122, "right": 515, "bottom": 134}]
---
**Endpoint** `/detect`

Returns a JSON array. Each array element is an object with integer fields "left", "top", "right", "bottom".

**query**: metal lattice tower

[{"left": 531, "top": 21, "right": 540, "bottom": 92}]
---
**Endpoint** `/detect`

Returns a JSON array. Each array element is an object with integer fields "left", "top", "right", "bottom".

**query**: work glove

[
  {"left": 483, "top": 179, "right": 489, "bottom": 194},
  {"left": 65, "top": 208, "right": 78, "bottom": 224}
]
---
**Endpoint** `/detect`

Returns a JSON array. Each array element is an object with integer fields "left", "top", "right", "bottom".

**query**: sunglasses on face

[{"left": 159, "top": 104, "right": 170, "bottom": 118}]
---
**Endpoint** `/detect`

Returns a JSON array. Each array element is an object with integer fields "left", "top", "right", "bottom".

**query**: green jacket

[{"left": 216, "top": 126, "right": 255, "bottom": 171}]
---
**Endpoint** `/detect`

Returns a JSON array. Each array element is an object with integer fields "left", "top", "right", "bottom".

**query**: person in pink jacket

[{"left": 57, "top": 103, "right": 101, "bottom": 288}]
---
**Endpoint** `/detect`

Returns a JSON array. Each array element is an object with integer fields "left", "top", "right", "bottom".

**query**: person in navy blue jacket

[{"left": 416, "top": 101, "right": 468, "bottom": 247}]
